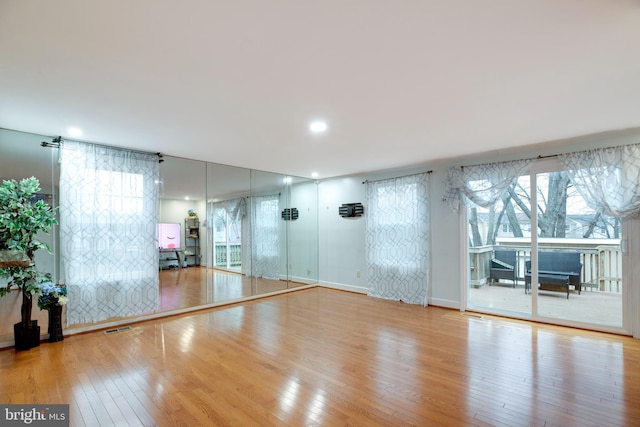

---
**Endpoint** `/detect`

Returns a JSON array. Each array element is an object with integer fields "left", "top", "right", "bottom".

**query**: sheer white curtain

[
  {"left": 250, "top": 194, "right": 280, "bottom": 279},
  {"left": 241, "top": 207, "right": 252, "bottom": 275},
  {"left": 559, "top": 143, "right": 640, "bottom": 219},
  {"left": 442, "top": 159, "right": 534, "bottom": 212},
  {"left": 365, "top": 173, "right": 430, "bottom": 305},
  {"left": 60, "top": 142, "right": 160, "bottom": 325},
  {"left": 208, "top": 197, "right": 246, "bottom": 224}
]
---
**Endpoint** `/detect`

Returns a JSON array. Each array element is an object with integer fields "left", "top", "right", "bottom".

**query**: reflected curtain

[
  {"left": 60, "top": 142, "right": 160, "bottom": 325},
  {"left": 250, "top": 194, "right": 280, "bottom": 280},
  {"left": 559, "top": 143, "right": 640, "bottom": 218},
  {"left": 442, "top": 159, "right": 534, "bottom": 212},
  {"left": 208, "top": 197, "right": 246, "bottom": 223},
  {"left": 365, "top": 173, "right": 430, "bottom": 306},
  {"left": 241, "top": 206, "right": 251, "bottom": 275}
]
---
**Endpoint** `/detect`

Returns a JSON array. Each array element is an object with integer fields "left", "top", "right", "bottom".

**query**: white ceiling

[{"left": 1, "top": 1, "right": 639, "bottom": 179}]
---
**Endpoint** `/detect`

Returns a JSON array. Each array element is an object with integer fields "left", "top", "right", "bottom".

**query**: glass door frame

[{"left": 213, "top": 209, "right": 242, "bottom": 272}]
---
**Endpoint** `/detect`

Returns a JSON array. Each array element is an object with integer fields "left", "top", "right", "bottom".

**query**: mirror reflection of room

[
  {"left": 0, "top": 129, "right": 60, "bottom": 344},
  {"left": 157, "top": 155, "right": 206, "bottom": 311},
  {"left": 0, "top": 128, "right": 319, "bottom": 345}
]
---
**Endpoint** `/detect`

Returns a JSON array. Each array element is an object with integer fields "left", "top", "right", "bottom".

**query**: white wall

[
  {"left": 288, "top": 181, "right": 319, "bottom": 283},
  {"left": 318, "top": 176, "right": 367, "bottom": 292},
  {"left": 317, "top": 168, "right": 461, "bottom": 305},
  {"left": 318, "top": 127, "right": 640, "bottom": 311},
  {"left": 429, "top": 168, "right": 462, "bottom": 308}
]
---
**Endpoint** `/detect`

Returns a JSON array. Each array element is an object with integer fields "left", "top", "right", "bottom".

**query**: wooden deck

[
  {"left": 2, "top": 287, "right": 640, "bottom": 426},
  {"left": 470, "top": 280, "right": 623, "bottom": 327}
]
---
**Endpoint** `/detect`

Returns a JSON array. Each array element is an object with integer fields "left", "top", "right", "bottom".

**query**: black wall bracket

[
  {"left": 281, "top": 208, "right": 299, "bottom": 220},
  {"left": 339, "top": 203, "right": 364, "bottom": 218}
]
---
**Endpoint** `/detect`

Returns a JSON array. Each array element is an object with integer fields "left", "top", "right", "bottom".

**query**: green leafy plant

[{"left": 0, "top": 177, "right": 58, "bottom": 329}]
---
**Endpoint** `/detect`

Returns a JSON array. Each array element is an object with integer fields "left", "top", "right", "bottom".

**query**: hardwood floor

[
  {"left": 0, "top": 268, "right": 300, "bottom": 343},
  {"left": 159, "top": 267, "right": 299, "bottom": 311},
  {"left": 1, "top": 287, "right": 639, "bottom": 426}
]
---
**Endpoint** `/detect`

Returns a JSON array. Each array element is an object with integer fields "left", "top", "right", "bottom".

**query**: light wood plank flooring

[
  {"left": 1, "top": 287, "right": 640, "bottom": 426},
  {"left": 0, "top": 268, "right": 301, "bottom": 343}
]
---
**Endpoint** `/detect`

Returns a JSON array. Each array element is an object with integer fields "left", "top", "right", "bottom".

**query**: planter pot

[
  {"left": 14, "top": 320, "right": 40, "bottom": 351},
  {"left": 48, "top": 304, "right": 64, "bottom": 343}
]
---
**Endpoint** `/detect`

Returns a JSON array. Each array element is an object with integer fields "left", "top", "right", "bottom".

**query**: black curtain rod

[
  {"left": 245, "top": 192, "right": 281, "bottom": 198},
  {"left": 535, "top": 141, "right": 640, "bottom": 161},
  {"left": 459, "top": 153, "right": 559, "bottom": 169},
  {"left": 41, "top": 136, "right": 164, "bottom": 162},
  {"left": 362, "top": 170, "right": 432, "bottom": 184},
  {"left": 40, "top": 136, "right": 63, "bottom": 148}
]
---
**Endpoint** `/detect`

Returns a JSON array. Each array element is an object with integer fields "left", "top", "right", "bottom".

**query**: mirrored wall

[{"left": 0, "top": 128, "right": 318, "bottom": 344}]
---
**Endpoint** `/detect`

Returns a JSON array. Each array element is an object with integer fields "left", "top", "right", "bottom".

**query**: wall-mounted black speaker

[
  {"left": 339, "top": 203, "right": 364, "bottom": 218},
  {"left": 281, "top": 208, "right": 299, "bottom": 220}
]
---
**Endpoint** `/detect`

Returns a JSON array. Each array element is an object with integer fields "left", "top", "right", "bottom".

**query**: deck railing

[
  {"left": 469, "top": 238, "right": 622, "bottom": 293},
  {"left": 214, "top": 244, "right": 242, "bottom": 268}
]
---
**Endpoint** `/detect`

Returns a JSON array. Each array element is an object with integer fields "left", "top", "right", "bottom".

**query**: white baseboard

[
  {"left": 318, "top": 280, "right": 368, "bottom": 294},
  {"left": 428, "top": 297, "right": 460, "bottom": 309},
  {"left": 318, "top": 281, "right": 461, "bottom": 310},
  {"left": 288, "top": 275, "right": 319, "bottom": 285}
]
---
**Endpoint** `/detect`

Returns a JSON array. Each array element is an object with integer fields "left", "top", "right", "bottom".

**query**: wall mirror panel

[
  {"left": 250, "top": 169, "right": 291, "bottom": 294},
  {"left": 287, "top": 177, "right": 319, "bottom": 286},
  {"left": 0, "top": 129, "right": 60, "bottom": 343},
  {"left": 206, "top": 162, "right": 251, "bottom": 302},
  {"left": 0, "top": 128, "right": 318, "bottom": 346},
  {"left": 158, "top": 155, "right": 207, "bottom": 311}
]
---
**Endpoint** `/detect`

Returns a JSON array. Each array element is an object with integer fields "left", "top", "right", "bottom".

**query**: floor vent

[{"left": 104, "top": 326, "right": 132, "bottom": 335}]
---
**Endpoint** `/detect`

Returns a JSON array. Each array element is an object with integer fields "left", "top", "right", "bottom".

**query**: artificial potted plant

[{"left": 0, "top": 177, "right": 57, "bottom": 350}]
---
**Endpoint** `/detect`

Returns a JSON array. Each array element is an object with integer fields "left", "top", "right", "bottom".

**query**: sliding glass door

[
  {"left": 467, "top": 173, "right": 532, "bottom": 317},
  {"left": 467, "top": 159, "right": 629, "bottom": 333},
  {"left": 534, "top": 169, "right": 623, "bottom": 327}
]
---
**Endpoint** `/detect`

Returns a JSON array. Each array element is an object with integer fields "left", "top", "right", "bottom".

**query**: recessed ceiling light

[
  {"left": 311, "top": 172, "right": 319, "bottom": 178},
  {"left": 184, "top": 196, "right": 190, "bottom": 201},
  {"left": 309, "top": 121, "right": 327, "bottom": 133},
  {"left": 67, "top": 127, "right": 83, "bottom": 137}
]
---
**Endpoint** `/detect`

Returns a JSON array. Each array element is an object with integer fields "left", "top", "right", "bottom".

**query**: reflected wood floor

[
  {"left": 0, "top": 268, "right": 297, "bottom": 343},
  {"left": 1, "top": 287, "right": 640, "bottom": 426},
  {"left": 159, "top": 267, "right": 297, "bottom": 312}
]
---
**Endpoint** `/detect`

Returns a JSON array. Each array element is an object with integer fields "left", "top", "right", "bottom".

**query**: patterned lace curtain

[
  {"left": 208, "top": 197, "right": 246, "bottom": 223},
  {"left": 241, "top": 207, "right": 252, "bottom": 275},
  {"left": 365, "top": 172, "right": 430, "bottom": 305},
  {"left": 249, "top": 194, "right": 280, "bottom": 279},
  {"left": 558, "top": 143, "right": 640, "bottom": 219},
  {"left": 442, "top": 159, "right": 534, "bottom": 212},
  {"left": 60, "top": 142, "right": 160, "bottom": 325}
]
